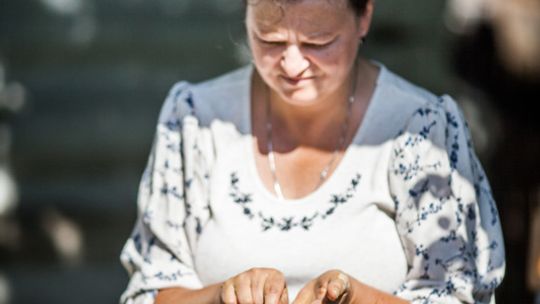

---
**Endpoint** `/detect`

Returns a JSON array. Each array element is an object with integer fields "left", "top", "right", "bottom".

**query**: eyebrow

[
  {"left": 255, "top": 28, "right": 335, "bottom": 41},
  {"left": 305, "top": 32, "right": 333, "bottom": 39}
]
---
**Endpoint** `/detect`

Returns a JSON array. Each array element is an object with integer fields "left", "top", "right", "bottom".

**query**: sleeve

[
  {"left": 389, "top": 95, "right": 506, "bottom": 303},
  {"left": 119, "top": 82, "right": 204, "bottom": 304}
]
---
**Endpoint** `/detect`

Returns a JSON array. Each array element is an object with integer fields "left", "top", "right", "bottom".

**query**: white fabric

[{"left": 120, "top": 64, "right": 505, "bottom": 304}]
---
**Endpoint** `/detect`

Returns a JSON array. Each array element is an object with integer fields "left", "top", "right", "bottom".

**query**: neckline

[{"left": 243, "top": 63, "right": 386, "bottom": 205}]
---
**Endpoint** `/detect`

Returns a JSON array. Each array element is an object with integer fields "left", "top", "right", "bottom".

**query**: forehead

[{"left": 246, "top": 0, "right": 355, "bottom": 36}]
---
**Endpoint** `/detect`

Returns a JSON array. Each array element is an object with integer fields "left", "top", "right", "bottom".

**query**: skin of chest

[{"left": 249, "top": 61, "right": 378, "bottom": 200}]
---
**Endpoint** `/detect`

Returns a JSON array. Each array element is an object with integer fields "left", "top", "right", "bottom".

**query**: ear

[{"left": 357, "top": 0, "right": 374, "bottom": 39}]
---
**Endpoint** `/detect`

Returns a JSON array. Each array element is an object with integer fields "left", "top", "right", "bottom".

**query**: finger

[
  {"left": 314, "top": 277, "right": 329, "bottom": 301},
  {"left": 251, "top": 272, "right": 268, "bottom": 304},
  {"left": 292, "top": 286, "right": 308, "bottom": 304},
  {"left": 326, "top": 272, "right": 349, "bottom": 301},
  {"left": 221, "top": 281, "right": 237, "bottom": 304},
  {"left": 263, "top": 271, "right": 286, "bottom": 304},
  {"left": 292, "top": 283, "right": 316, "bottom": 304},
  {"left": 234, "top": 275, "right": 254, "bottom": 304},
  {"left": 279, "top": 286, "right": 289, "bottom": 304}
]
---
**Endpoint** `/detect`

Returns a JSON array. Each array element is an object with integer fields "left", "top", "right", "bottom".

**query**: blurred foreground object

[
  {"left": 529, "top": 198, "right": 540, "bottom": 294},
  {"left": 0, "top": 60, "right": 24, "bottom": 248},
  {"left": 0, "top": 272, "right": 10, "bottom": 304},
  {"left": 0, "top": 59, "right": 24, "bottom": 304},
  {"left": 0, "top": 58, "right": 84, "bottom": 266},
  {"left": 446, "top": 0, "right": 540, "bottom": 302},
  {"left": 41, "top": 208, "right": 84, "bottom": 266},
  {"left": 0, "top": 61, "right": 24, "bottom": 217},
  {"left": 446, "top": 0, "right": 540, "bottom": 78},
  {"left": 491, "top": 0, "right": 540, "bottom": 78},
  {"left": 0, "top": 164, "right": 17, "bottom": 217}
]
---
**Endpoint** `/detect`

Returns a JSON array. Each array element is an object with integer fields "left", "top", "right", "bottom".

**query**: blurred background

[{"left": 0, "top": 0, "right": 539, "bottom": 303}]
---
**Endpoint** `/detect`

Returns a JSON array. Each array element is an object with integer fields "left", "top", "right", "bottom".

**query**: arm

[
  {"left": 121, "top": 83, "right": 289, "bottom": 304},
  {"left": 155, "top": 284, "right": 222, "bottom": 304},
  {"left": 389, "top": 96, "right": 505, "bottom": 303},
  {"left": 120, "top": 82, "right": 205, "bottom": 304},
  {"left": 295, "top": 97, "right": 504, "bottom": 304},
  {"left": 349, "top": 278, "right": 409, "bottom": 304}
]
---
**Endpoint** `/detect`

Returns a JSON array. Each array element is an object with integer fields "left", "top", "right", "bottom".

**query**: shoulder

[
  {"left": 379, "top": 65, "right": 444, "bottom": 112},
  {"left": 376, "top": 64, "right": 463, "bottom": 137},
  {"left": 382, "top": 67, "right": 437, "bottom": 104},
  {"left": 160, "top": 65, "right": 252, "bottom": 125},
  {"left": 191, "top": 65, "right": 252, "bottom": 96}
]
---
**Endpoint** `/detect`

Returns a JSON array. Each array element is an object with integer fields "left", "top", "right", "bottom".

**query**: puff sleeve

[
  {"left": 119, "top": 82, "right": 205, "bottom": 304},
  {"left": 389, "top": 96, "right": 505, "bottom": 303}
]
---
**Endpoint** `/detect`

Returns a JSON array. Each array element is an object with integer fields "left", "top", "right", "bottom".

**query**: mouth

[{"left": 280, "top": 75, "right": 315, "bottom": 85}]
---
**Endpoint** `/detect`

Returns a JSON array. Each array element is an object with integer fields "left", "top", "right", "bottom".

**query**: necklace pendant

[{"left": 320, "top": 169, "right": 329, "bottom": 180}]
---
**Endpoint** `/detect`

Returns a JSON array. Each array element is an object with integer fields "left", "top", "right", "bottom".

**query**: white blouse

[{"left": 120, "top": 64, "right": 505, "bottom": 304}]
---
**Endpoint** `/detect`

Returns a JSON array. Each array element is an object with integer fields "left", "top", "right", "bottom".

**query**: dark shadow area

[{"left": 452, "top": 23, "right": 540, "bottom": 304}]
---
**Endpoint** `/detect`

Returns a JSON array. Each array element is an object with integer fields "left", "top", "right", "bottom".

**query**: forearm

[
  {"left": 155, "top": 283, "right": 222, "bottom": 304},
  {"left": 349, "top": 280, "right": 409, "bottom": 304}
]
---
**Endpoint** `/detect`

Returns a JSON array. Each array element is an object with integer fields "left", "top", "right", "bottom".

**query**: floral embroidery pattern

[
  {"left": 229, "top": 172, "right": 362, "bottom": 231},
  {"left": 390, "top": 101, "right": 503, "bottom": 303}
]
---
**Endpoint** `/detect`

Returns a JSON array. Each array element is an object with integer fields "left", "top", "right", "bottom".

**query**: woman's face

[{"left": 246, "top": 0, "right": 372, "bottom": 106}]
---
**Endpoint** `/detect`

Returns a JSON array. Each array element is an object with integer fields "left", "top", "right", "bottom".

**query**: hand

[
  {"left": 220, "top": 268, "right": 289, "bottom": 304},
  {"left": 293, "top": 270, "right": 351, "bottom": 304}
]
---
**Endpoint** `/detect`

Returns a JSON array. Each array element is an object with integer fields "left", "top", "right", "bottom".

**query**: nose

[{"left": 280, "top": 45, "right": 310, "bottom": 77}]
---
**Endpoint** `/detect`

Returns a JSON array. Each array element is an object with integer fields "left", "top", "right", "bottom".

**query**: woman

[{"left": 120, "top": 0, "right": 505, "bottom": 303}]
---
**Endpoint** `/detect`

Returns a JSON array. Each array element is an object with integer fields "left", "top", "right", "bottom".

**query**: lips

[{"left": 280, "top": 75, "right": 315, "bottom": 85}]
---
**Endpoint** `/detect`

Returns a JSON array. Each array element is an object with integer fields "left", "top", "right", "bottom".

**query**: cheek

[
  {"left": 251, "top": 46, "right": 283, "bottom": 72},
  {"left": 309, "top": 45, "right": 355, "bottom": 72}
]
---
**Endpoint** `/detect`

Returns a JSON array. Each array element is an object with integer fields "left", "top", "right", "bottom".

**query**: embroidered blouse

[{"left": 120, "top": 64, "right": 505, "bottom": 304}]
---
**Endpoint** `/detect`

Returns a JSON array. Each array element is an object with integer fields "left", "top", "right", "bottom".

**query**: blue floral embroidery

[
  {"left": 230, "top": 172, "right": 255, "bottom": 219},
  {"left": 229, "top": 172, "right": 361, "bottom": 231},
  {"left": 391, "top": 102, "right": 504, "bottom": 302}
]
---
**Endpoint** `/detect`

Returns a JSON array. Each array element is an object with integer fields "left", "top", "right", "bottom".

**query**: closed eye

[
  {"left": 263, "top": 41, "right": 286, "bottom": 46},
  {"left": 304, "top": 36, "right": 337, "bottom": 49},
  {"left": 255, "top": 36, "right": 285, "bottom": 47},
  {"left": 255, "top": 36, "right": 335, "bottom": 49},
  {"left": 303, "top": 41, "right": 332, "bottom": 49}
]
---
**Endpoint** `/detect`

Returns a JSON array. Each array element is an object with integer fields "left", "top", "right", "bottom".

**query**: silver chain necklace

[{"left": 265, "top": 69, "right": 358, "bottom": 200}]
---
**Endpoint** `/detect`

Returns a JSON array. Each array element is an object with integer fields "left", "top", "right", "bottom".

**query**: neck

[
  {"left": 271, "top": 90, "right": 349, "bottom": 137},
  {"left": 267, "top": 70, "right": 356, "bottom": 146}
]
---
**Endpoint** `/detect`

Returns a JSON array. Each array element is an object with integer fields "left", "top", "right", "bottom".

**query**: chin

[
  {"left": 279, "top": 87, "right": 321, "bottom": 106},
  {"left": 283, "top": 93, "right": 320, "bottom": 106}
]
